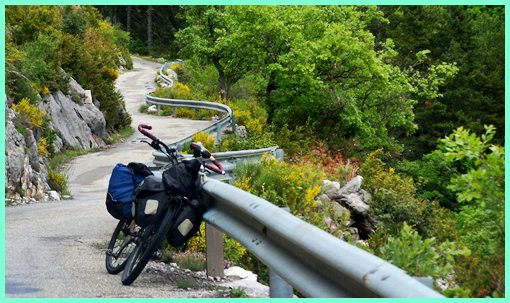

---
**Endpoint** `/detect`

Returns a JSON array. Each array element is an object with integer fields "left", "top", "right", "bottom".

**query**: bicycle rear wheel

[
  {"left": 121, "top": 207, "right": 175, "bottom": 285},
  {"left": 105, "top": 218, "right": 136, "bottom": 274}
]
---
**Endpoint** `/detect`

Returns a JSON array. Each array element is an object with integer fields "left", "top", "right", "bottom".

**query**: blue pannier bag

[{"left": 106, "top": 162, "right": 153, "bottom": 220}]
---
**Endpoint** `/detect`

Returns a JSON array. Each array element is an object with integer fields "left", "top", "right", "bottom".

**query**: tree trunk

[
  {"left": 213, "top": 58, "right": 228, "bottom": 100},
  {"left": 147, "top": 5, "right": 153, "bottom": 55},
  {"left": 126, "top": 6, "right": 131, "bottom": 33}
]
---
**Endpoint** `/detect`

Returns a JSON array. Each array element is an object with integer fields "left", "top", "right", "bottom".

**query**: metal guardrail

[
  {"left": 146, "top": 95, "right": 234, "bottom": 144},
  {"left": 149, "top": 62, "right": 235, "bottom": 144},
  {"left": 152, "top": 146, "right": 279, "bottom": 181},
  {"left": 145, "top": 61, "right": 443, "bottom": 298},
  {"left": 201, "top": 179, "right": 444, "bottom": 298}
]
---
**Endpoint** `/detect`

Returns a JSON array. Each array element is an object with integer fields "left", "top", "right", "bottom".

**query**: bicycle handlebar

[
  {"left": 190, "top": 142, "right": 225, "bottom": 175},
  {"left": 138, "top": 124, "right": 157, "bottom": 141},
  {"left": 138, "top": 124, "right": 225, "bottom": 175}
]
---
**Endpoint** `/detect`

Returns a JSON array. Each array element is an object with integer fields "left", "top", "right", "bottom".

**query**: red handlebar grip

[
  {"left": 138, "top": 124, "right": 157, "bottom": 141},
  {"left": 139, "top": 124, "right": 152, "bottom": 130},
  {"left": 212, "top": 160, "right": 225, "bottom": 175}
]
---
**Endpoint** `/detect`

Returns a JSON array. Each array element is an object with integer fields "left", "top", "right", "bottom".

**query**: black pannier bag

[
  {"left": 162, "top": 159, "right": 202, "bottom": 199},
  {"left": 106, "top": 162, "right": 153, "bottom": 220},
  {"left": 167, "top": 199, "right": 207, "bottom": 247},
  {"left": 132, "top": 175, "right": 170, "bottom": 227}
]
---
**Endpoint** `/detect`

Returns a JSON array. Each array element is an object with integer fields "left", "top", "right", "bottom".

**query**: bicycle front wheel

[
  {"left": 121, "top": 207, "right": 175, "bottom": 285},
  {"left": 105, "top": 218, "right": 136, "bottom": 274}
]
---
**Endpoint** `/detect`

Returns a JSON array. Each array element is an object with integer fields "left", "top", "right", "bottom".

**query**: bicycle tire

[
  {"left": 121, "top": 207, "right": 175, "bottom": 285},
  {"left": 105, "top": 219, "right": 136, "bottom": 274}
]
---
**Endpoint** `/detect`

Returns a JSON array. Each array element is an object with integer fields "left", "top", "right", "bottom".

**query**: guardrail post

[
  {"left": 216, "top": 123, "right": 222, "bottom": 142},
  {"left": 156, "top": 104, "right": 161, "bottom": 114},
  {"left": 275, "top": 149, "right": 284, "bottom": 162},
  {"left": 206, "top": 223, "right": 224, "bottom": 277},
  {"left": 269, "top": 207, "right": 293, "bottom": 298}
]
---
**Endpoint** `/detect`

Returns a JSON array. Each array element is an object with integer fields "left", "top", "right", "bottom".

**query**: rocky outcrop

[
  {"left": 5, "top": 109, "right": 27, "bottom": 195},
  {"left": 39, "top": 88, "right": 106, "bottom": 150},
  {"left": 5, "top": 108, "right": 51, "bottom": 202},
  {"left": 317, "top": 176, "right": 376, "bottom": 240},
  {"left": 6, "top": 77, "right": 109, "bottom": 203}
]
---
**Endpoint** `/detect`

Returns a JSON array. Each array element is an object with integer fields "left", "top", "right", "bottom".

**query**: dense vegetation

[
  {"left": 6, "top": 6, "right": 133, "bottom": 133},
  {"left": 128, "top": 6, "right": 501, "bottom": 297}
]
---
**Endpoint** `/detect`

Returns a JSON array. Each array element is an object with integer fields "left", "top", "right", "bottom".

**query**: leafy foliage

[
  {"left": 378, "top": 223, "right": 469, "bottom": 280},
  {"left": 438, "top": 126, "right": 504, "bottom": 297},
  {"left": 360, "top": 149, "right": 457, "bottom": 241},
  {"left": 397, "top": 150, "right": 459, "bottom": 210}
]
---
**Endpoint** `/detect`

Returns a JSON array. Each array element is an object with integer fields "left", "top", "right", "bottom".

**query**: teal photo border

[{"left": 1, "top": 1, "right": 507, "bottom": 302}]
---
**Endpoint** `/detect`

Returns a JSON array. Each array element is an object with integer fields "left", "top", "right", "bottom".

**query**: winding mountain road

[{"left": 5, "top": 57, "right": 218, "bottom": 298}]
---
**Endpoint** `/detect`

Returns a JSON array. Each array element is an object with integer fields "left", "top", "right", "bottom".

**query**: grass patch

[
  {"left": 176, "top": 278, "right": 198, "bottom": 289},
  {"left": 46, "top": 149, "right": 88, "bottom": 197},
  {"left": 48, "top": 149, "right": 90, "bottom": 169},
  {"left": 104, "top": 126, "right": 135, "bottom": 144},
  {"left": 229, "top": 287, "right": 248, "bottom": 298},
  {"left": 139, "top": 103, "right": 149, "bottom": 114},
  {"left": 173, "top": 251, "right": 206, "bottom": 271}
]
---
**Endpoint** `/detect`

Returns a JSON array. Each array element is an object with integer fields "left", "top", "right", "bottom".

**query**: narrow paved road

[{"left": 5, "top": 57, "right": 218, "bottom": 298}]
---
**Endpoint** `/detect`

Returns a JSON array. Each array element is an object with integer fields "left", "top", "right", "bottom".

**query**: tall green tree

[{"left": 374, "top": 6, "right": 505, "bottom": 158}]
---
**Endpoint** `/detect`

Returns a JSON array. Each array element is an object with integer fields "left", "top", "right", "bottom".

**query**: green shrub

[
  {"left": 272, "top": 123, "right": 316, "bottom": 159},
  {"left": 229, "top": 287, "right": 248, "bottom": 298},
  {"left": 438, "top": 125, "right": 505, "bottom": 297},
  {"left": 218, "top": 132, "right": 276, "bottom": 152},
  {"left": 139, "top": 103, "right": 149, "bottom": 114},
  {"left": 377, "top": 223, "right": 469, "bottom": 281},
  {"left": 360, "top": 149, "right": 427, "bottom": 234},
  {"left": 21, "top": 32, "right": 69, "bottom": 93},
  {"left": 397, "top": 150, "right": 459, "bottom": 210},
  {"left": 360, "top": 149, "right": 458, "bottom": 241},
  {"left": 6, "top": 6, "right": 63, "bottom": 45}
]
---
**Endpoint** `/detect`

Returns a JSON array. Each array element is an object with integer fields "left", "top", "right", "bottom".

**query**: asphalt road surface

[{"left": 5, "top": 57, "right": 218, "bottom": 298}]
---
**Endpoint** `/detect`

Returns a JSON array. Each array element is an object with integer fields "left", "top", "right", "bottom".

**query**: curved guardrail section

[
  {"left": 150, "top": 62, "right": 235, "bottom": 145},
  {"left": 201, "top": 179, "right": 444, "bottom": 298},
  {"left": 146, "top": 95, "right": 234, "bottom": 145}
]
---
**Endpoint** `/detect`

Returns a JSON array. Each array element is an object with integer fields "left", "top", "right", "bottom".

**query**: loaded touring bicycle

[{"left": 104, "top": 124, "right": 224, "bottom": 285}]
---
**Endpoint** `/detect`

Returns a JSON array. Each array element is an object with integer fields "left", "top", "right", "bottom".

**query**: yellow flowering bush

[
  {"left": 101, "top": 66, "right": 119, "bottom": 80},
  {"left": 192, "top": 132, "right": 215, "bottom": 151},
  {"left": 31, "top": 83, "right": 50, "bottom": 95},
  {"left": 234, "top": 153, "right": 325, "bottom": 226},
  {"left": 175, "top": 107, "right": 193, "bottom": 117},
  {"left": 171, "top": 82, "right": 192, "bottom": 99},
  {"left": 37, "top": 137, "right": 49, "bottom": 157},
  {"left": 12, "top": 98, "right": 45, "bottom": 128}
]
